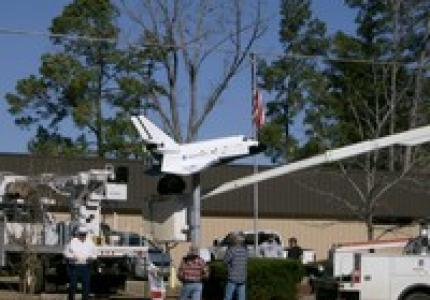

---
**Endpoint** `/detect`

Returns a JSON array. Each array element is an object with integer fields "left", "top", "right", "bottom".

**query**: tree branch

[
  {"left": 337, "top": 162, "right": 367, "bottom": 204},
  {"left": 292, "top": 178, "right": 365, "bottom": 220}
]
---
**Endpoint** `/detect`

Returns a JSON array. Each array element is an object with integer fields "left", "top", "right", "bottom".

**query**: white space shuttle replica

[{"left": 131, "top": 115, "right": 264, "bottom": 176}]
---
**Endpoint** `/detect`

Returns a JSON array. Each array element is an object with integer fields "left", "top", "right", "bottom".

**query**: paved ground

[
  {"left": 0, "top": 291, "right": 318, "bottom": 300},
  {"left": 301, "top": 295, "right": 316, "bottom": 300},
  {"left": 0, "top": 281, "right": 318, "bottom": 300}
]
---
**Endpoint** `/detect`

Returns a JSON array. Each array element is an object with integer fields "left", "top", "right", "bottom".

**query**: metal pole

[
  {"left": 190, "top": 173, "right": 201, "bottom": 249},
  {"left": 251, "top": 52, "right": 259, "bottom": 257},
  {"left": 0, "top": 215, "right": 5, "bottom": 267}
]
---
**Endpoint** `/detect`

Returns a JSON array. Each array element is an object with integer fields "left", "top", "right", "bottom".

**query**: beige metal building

[{"left": 0, "top": 153, "right": 427, "bottom": 265}]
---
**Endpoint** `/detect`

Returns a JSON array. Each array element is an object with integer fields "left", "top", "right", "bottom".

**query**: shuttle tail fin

[{"left": 131, "top": 115, "right": 178, "bottom": 150}]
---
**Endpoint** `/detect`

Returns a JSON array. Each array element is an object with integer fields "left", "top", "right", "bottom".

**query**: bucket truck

[
  {"left": 0, "top": 166, "right": 151, "bottom": 293},
  {"left": 313, "top": 226, "right": 430, "bottom": 300}
]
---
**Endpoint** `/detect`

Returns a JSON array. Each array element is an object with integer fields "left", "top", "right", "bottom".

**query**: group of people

[
  {"left": 177, "top": 234, "right": 303, "bottom": 300},
  {"left": 178, "top": 233, "right": 247, "bottom": 300},
  {"left": 63, "top": 226, "right": 303, "bottom": 300},
  {"left": 260, "top": 235, "right": 303, "bottom": 260}
]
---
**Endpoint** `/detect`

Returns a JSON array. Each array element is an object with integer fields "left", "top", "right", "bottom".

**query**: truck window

[{"left": 258, "top": 233, "right": 281, "bottom": 245}]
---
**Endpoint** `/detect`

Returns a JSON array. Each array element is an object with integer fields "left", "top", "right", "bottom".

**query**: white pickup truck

[{"left": 314, "top": 230, "right": 430, "bottom": 300}]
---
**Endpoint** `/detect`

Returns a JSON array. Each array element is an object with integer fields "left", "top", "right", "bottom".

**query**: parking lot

[{"left": 0, "top": 282, "right": 317, "bottom": 300}]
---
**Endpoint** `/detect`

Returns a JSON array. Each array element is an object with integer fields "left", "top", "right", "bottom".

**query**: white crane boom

[{"left": 202, "top": 125, "right": 430, "bottom": 199}]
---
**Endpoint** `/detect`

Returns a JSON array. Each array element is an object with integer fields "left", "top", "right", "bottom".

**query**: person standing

[
  {"left": 64, "top": 225, "right": 97, "bottom": 300},
  {"left": 287, "top": 237, "right": 303, "bottom": 261},
  {"left": 177, "top": 246, "right": 209, "bottom": 300},
  {"left": 223, "top": 233, "right": 248, "bottom": 300}
]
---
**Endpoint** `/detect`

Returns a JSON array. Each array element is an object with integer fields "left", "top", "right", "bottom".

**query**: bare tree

[
  {"left": 404, "top": 3, "right": 430, "bottom": 170},
  {"left": 303, "top": 0, "right": 430, "bottom": 240},
  {"left": 5, "top": 181, "right": 44, "bottom": 294},
  {"left": 4, "top": 179, "right": 62, "bottom": 294},
  {"left": 292, "top": 159, "right": 426, "bottom": 242},
  {"left": 387, "top": 0, "right": 401, "bottom": 171},
  {"left": 339, "top": 61, "right": 427, "bottom": 240},
  {"left": 122, "top": 0, "right": 266, "bottom": 142}
]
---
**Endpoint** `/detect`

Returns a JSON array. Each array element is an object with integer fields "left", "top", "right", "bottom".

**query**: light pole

[
  {"left": 190, "top": 174, "right": 201, "bottom": 248},
  {"left": 250, "top": 52, "right": 259, "bottom": 257}
]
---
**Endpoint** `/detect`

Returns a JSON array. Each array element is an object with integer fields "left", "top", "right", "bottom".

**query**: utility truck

[
  {"left": 314, "top": 226, "right": 430, "bottom": 300},
  {"left": 0, "top": 166, "right": 156, "bottom": 292}
]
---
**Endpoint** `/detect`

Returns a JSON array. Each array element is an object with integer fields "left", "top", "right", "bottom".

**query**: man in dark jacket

[
  {"left": 287, "top": 237, "right": 303, "bottom": 260},
  {"left": 178, "top": 246, "right": 209, "bottom": 300},
  {"left": 223, "top": 233, "right": 248, "bottom": 300}
]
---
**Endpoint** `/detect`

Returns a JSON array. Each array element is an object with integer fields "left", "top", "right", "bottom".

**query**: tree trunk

[
  {"left": 168, "top": 52, "right": 182, "bottom": 142},
  {"left": 389, "top": 0, "right": 400, "bottom": 171},
  {"left": 404, "top": 68, "right": 420, "bottom": 170},
  {"left": 96, "top": 55, "right": 104, "bottom": 157},
  {"left": 187, "top": 65, "right": 198, "bottom": 142}
]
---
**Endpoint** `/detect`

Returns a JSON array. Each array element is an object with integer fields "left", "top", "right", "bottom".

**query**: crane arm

[{"left": 202, "top": 125, "right": 430, "bottom": 200}]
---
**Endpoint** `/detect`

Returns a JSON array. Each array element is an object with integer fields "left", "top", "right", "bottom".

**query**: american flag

[{"left": 252, "top": 89, "right": 265, "bottom": 130}]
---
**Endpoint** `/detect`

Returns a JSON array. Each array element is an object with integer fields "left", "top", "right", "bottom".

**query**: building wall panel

[{"left": 54, "top": 214, "right": 418, "bottom": 268}]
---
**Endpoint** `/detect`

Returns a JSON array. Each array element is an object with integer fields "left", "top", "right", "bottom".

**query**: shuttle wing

[
  {"left": 161, "top": 154, "right": 216, "bottom": 175},
  {"left": 131, "top": 115, "right": 179, "bottom": 151}
]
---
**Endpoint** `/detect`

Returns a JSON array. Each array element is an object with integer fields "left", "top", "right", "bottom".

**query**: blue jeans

[
  {"left": 224, "top": 281, "right": 246, "bottom": 300},
  {"left": 179, "top": 282, "right": 202, "bottom": 300},
  {"left": 67, "top": 264, "right": 90, "bottom": 300}
]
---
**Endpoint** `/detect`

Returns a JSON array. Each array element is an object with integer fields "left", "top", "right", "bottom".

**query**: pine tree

[
  {"left": 258, "top": 0, "right": 329, "bottom": 162},
  {"left": 5, "top": 0, "right": 153, "bottom": 158}
]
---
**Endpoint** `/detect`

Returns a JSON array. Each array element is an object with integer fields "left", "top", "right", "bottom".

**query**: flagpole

[{"left": 250, "top": 52, "right": 259, "bottom": 257}]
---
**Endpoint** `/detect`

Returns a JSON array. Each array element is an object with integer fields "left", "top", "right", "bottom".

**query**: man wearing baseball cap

[
  {"left": 64, "top": 225, "right": 97, "bottom": 300},
  {"left": 177, "top": 245, "right": 209, "bottom": 300},
  {"left": 223, "top": 233, "right": 248, "bottom": 300}
]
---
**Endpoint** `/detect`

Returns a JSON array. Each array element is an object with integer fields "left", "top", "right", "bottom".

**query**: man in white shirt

[{"left": 64, "top": 225, "right": 97, "bottom": 300}]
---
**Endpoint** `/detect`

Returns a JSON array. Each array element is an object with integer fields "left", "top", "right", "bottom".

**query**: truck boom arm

[{"left": 203, "top": 125, "right": 430, "bottom": 199}]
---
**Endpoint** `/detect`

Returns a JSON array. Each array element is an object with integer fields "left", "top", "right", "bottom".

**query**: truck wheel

[{"left": 405, "top": 292, "right": 430, "bottom": 300}]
